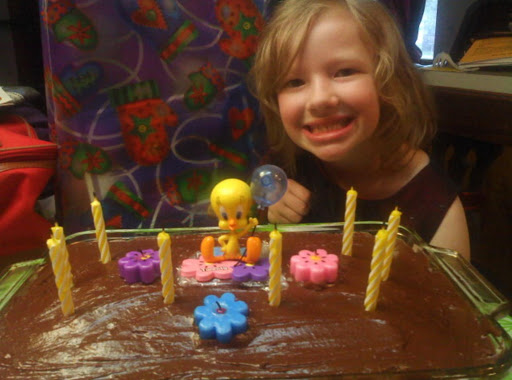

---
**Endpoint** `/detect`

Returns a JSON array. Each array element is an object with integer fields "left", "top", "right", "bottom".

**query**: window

[{"left": 416, "top": 0, "right": 438, "bottom": 61}]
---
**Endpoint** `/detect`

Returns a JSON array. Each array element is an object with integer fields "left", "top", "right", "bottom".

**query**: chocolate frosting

[{"left": 0, "top": 232, "right": 501, "bottom": 379}]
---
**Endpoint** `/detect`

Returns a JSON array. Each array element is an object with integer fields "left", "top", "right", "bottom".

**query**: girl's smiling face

[{"left": 277, "top": 8, "right": 380, "bottom": 165}]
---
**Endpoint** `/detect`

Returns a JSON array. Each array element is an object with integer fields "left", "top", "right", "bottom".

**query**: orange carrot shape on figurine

[{"left": 201, "top": 165, "right": 288, "bottom": 265}]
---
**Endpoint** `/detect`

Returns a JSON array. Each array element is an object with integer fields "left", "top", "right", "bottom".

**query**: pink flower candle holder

[
  {"left": 180, "top": 256, "right": 237, "bottom": 282},
  {"left": 290, "top": 249, "right": 338, "bottom": 284},
  {"left": 118, "top": 249, "right": 160, "bottom": 284}
]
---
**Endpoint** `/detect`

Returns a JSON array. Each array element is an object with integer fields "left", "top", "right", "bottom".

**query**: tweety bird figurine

[{"left": 201, "top": 178, "right": 262, "bottom": 264}]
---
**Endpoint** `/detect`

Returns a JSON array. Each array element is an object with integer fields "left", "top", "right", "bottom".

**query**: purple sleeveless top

[{"left": 294, "top": 154, "right": 458, "bottom": 243}]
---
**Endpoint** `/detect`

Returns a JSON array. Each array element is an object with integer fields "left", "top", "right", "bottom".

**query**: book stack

[{"left": 458, "top": 36, "right": 512, "bottom": 69}]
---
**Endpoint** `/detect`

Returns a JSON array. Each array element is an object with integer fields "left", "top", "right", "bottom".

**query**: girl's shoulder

[
  {"left": 355, "top": 149, "right": 429, "bottom": 200},
  {"left": 387, "top": 155, "right": 458, "bottom": 243},
  {"left": 384, "top": 149, "right": 430, "bottom": 195},
  {"left": 391, "top": 149, "right": 457, "bottom": 204},
  {"left": 397, "top": 149, "right": 429, "bottom": 183}
]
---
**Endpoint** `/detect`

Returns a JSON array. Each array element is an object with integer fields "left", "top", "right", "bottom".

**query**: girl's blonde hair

[{"left": 250, "top": 0, "right": 436, "bottom": 176}]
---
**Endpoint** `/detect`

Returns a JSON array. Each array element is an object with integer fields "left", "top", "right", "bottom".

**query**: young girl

[{"left": 250, "top": 0, "right": 470, "bottom": 259}]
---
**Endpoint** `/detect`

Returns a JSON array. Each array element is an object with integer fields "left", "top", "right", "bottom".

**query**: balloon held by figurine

[{"left": 250, "top": 165, "right": 287, "bottom": 208}]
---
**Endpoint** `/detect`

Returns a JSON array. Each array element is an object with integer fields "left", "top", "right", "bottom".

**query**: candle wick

[
  {"left": 216, "top": 301, "right": 226, "bottom": 314},
  {"left": 235, "top": 250, "right": 246, "bottom": 266}
]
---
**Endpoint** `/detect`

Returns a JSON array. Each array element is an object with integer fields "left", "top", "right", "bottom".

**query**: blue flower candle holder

[{"left": 194, "top": 292, "right": 249, "bottom": 343}]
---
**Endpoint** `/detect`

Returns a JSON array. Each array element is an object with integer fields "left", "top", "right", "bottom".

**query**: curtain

[{"left": 379, "top": 0, "right": 427, "bottom": 62}]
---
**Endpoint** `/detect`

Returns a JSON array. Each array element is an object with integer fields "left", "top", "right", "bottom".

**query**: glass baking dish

[{"left": 0, "top": 221, "right": 511, "bottom": 379}]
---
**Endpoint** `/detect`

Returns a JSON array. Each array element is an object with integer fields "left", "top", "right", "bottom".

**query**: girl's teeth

[
  {"left": 307, "top": 118, "right": 352, "bottom": 133},
  {"left": 310, "top": 123, "right": 343, "bottom": 134}
]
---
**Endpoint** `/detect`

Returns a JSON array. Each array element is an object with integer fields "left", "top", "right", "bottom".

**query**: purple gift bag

[{"left": 39, "top": 0, "right": 268, "bottom": 233}]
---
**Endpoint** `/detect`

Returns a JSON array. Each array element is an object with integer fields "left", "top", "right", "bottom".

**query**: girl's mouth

[{"left": 305, "top": 117, "right": 354, "bottom": 134}]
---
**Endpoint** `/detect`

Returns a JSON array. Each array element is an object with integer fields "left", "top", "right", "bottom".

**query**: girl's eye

[
  {"left": 335, "top": 68, "right": 357, "bottom": 77},
  {"left": 283, "top": 78, "right": 304, "bottom": 88}
]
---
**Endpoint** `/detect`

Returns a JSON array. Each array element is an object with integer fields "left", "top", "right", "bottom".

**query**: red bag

[{"left": 0, "top": 114, "right": 57, "bottom": 255}]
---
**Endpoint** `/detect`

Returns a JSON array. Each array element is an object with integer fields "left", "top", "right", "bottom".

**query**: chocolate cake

[{"left": 0, "top": 229, "right": 508, "bottom": 379}]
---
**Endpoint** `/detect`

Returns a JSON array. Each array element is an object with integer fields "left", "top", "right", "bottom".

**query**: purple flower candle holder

[
  {"left": 118, "top": 249, "right": 161, "bottom": 284},
  {"left": 194, "top": 292, "right": 249, "bottom": 343},
  {"left": 232, "top": 258, "right": 270, "bottom": 282}
]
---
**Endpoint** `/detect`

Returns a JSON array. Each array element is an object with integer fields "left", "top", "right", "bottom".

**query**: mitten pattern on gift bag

[
  {"left": 215, "top": 0, "right": 264, "bottom": 61},
  {"left": 40, "top": 0, "right": 267, "bottom": 232},
  {"left": 184, "top": 62, "right": 225, "bottom": 110},
  {"left": 42, "top": 0, "right": 98, "bottom": 50},
  {"left": 110, "top": 80, "right": 178, "bottom": 166}
]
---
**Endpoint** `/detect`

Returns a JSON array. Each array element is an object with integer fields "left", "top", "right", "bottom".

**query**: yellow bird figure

[{"left": 201, "top": 178, "right": 262, "bottom": 264}]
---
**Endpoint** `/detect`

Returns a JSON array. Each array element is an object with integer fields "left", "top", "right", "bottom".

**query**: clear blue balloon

[{"left": 250, "top": 165, "right": 288, "bottom": 207}]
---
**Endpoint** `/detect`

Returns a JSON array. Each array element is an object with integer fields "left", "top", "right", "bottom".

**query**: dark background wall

[{"left": 0, "top": 0, "right": 45, "bottom": 95}]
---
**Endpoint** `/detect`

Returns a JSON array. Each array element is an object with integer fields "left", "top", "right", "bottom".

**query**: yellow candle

[
  {"left": 47, "top": 238, "right": 74, "bottom": 316},
  {"left": 158, "top": 230, "right": 175, "bottom": 304},
  {"left": 91, "top": 195, "right": 111, "bottom": 264},
  {"left": 342, "top": 187, "right": 357, "bottom": 256},
  {"left": 364, "top": 229, "right": 388, "bottom": 312},
  {"left": 51, "top": 223, "right": 73, "bottom": 287},
  {"left": 382, "top": 207, "right": 402, "bottom": 281},
  {"left": 268, "top": 229, "right": 282, "bottom": 307}
]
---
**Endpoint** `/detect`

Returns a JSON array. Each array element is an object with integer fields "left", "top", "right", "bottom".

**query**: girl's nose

[{"left": 307, "top": 78, "right": 340, "bottom": 113}]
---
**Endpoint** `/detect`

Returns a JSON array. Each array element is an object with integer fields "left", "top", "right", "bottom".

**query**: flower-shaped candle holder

[
  {"left": 232, "top": 258, "right": 270, "bottom": 282},
  {"left": 118, "top": 249, "right": 160, "bottom": 284},
  {"left": 194, "top": 292, "right": 249, "bottom": 343},
  {"left": 290, "top": 249, "right": 338, "bottom": 284},
  {"left": 180, "top": 256, "right": 237, "bottom": 282}
]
